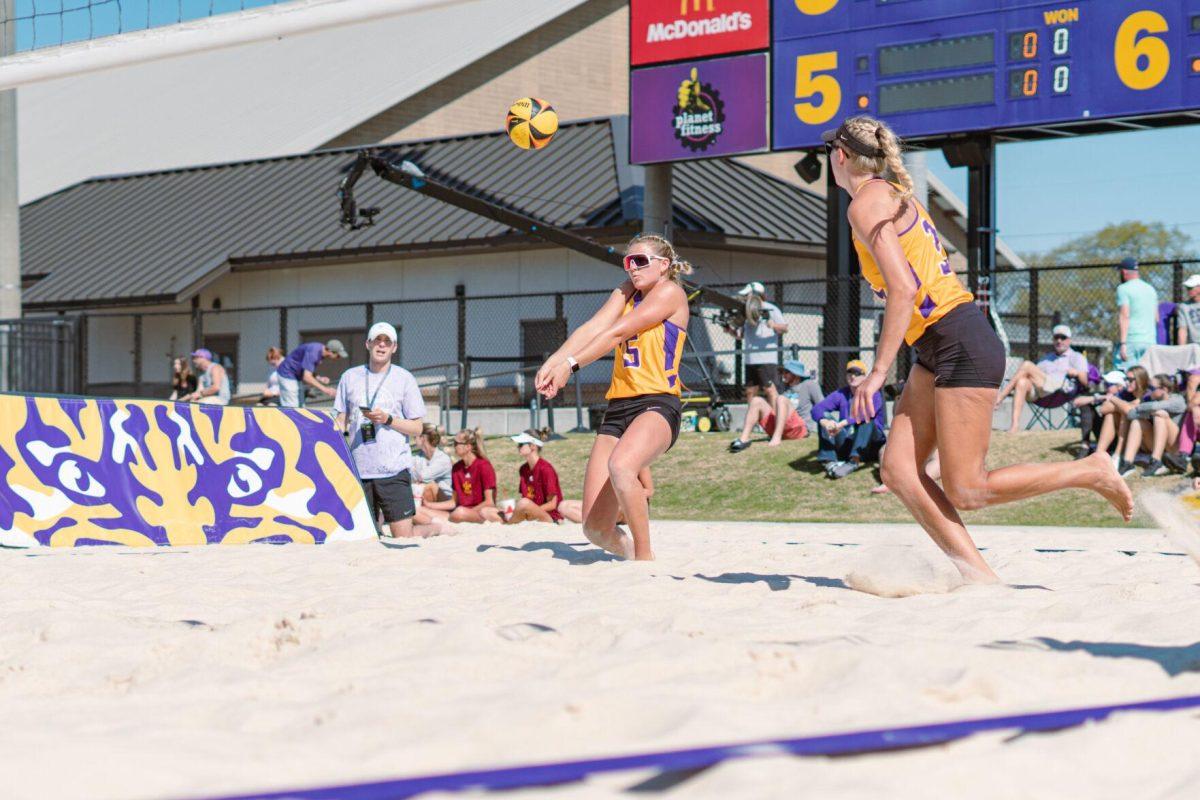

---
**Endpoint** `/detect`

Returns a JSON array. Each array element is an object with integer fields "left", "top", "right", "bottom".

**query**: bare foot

[
  {"left": 870, "top": 484, "right": 891, "bottom": 495},
  {"left": 584, "top": 525, "right": 634, "bottom": 559},
  {"left": 767, "top": 440, "right": 781, "bottom": 448},
  {"left": 1088, "top": 450, "right": 1134, "bottom": 522},
  {"left": 949, "top": 555, "right": 1001, "bottom": 585}
]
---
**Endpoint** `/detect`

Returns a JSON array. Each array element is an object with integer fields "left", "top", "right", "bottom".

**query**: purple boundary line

[{"left": 206, "top": 693, "right": 1200, "bottom": 800}]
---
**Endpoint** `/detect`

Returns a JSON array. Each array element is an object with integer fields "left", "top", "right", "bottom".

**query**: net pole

[
  {"left": 0, "top": 0, "right": 472, "bottom": 92},
  {"left": 0, "top": 0, "right": 20, "bottom": 352}
]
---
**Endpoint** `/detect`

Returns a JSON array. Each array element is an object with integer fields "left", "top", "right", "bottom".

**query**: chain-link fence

[{"left": 9, "top": 260, "right": 1194, "bottom": 415}]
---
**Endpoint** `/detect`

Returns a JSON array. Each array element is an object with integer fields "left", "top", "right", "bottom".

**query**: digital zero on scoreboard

[{"left": 770, "top": 0, "right": 1200, "bottom": 150}]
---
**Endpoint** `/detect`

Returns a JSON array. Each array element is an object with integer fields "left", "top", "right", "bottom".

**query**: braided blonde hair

[
  {"left": 839, "top": 115, "right": 914, "bottom": 202},
  {"left": 626, "top": 233, "right": 694, "bottom": 285}
]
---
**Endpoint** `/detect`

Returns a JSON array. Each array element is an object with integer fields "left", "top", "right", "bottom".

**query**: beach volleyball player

[
  {"left": 824, "top": 116, "right": 1133, "bottom": 582},
  {"left": 535, "top": 234, "right": 690, "bottom": 560}
]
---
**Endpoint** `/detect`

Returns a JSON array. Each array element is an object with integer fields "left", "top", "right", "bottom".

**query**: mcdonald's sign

[{"left": 630, "top": 0, "right": 769, "bottom": 66}]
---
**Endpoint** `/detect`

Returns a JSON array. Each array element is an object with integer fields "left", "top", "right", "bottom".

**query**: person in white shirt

[{"left": 727, "top": 281, "right": 789, "bottom": 407}]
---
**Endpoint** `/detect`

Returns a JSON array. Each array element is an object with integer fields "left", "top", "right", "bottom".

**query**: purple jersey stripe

[{"left": 662, "top": 320, "right": 681, "bottom": 372}]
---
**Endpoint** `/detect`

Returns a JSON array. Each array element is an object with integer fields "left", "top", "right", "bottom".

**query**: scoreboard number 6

[
  {"left": 1114, "top": 10, "right": 1170, "bottom": 91},
  {"left": 794, "top": 52, "right": 841, "bottom": 125}
]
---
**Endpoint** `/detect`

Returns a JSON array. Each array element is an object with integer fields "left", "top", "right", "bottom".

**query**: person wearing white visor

[
  {"left": 995, "top": 323, "right": 1090, "bottom": 433},
  {"left": 334, "top": 322, "right": 446, "bottom": 538},
  {"left": 1073, "top": 369, "right": 1128, "bottom": 459},
  {"left": 725, "top": 280, "right": 789, "bottom": 411},
  {"left": 502, "top": 429, "right": 565, "bottom": 525}
]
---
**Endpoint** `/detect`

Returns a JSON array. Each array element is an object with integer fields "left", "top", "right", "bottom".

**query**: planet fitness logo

[{"left": 672, "top": 67, "right": 726, "bottom": 152}]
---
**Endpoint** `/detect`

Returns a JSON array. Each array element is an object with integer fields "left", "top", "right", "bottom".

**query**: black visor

[{"left": 821, "top": 124, "right": 886, "bottom": 159}]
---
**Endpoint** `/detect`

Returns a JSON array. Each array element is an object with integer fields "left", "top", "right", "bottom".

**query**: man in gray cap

[
  {"left": 276, "top": 339, "right": 347, "bottom": 408},
  {"left": 1116, "top": 256, "right": 1158, "bottom": 369}
]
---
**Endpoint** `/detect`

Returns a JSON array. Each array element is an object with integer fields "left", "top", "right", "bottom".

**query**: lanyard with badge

[{"left": 359, "top": 364, "right": 391, "bottom": 444}]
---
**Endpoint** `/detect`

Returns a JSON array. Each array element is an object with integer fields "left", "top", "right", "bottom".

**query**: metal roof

[{"left": 19, "top": 117, "right": 827, "bottom": 310}]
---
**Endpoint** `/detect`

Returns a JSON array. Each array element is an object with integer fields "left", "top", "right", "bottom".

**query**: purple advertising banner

[{"left": 630, "top": 53, "right": 768, "bottom": 165}]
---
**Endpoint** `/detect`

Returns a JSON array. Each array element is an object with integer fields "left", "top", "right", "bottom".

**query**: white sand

[{"left": 4, "top": 520, "right": 1200, "bottom": 800}]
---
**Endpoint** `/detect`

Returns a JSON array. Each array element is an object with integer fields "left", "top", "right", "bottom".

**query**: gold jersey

[
  {"left": 606, "top": 291, "right": 687, "bottom": 400},
  {"left": 852, "top": 181, "right": 974, "bottom": 345}
]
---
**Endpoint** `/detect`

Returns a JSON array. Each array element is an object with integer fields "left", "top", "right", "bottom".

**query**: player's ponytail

[
  {"left": 421, "top": 423, "right": 442, "bottom": 447},
  {"left": 841, "top": 115, "right": 914, "bottom": 202},
  {"left": 456, "top": 427, "right": 487, "bottom": 459}
]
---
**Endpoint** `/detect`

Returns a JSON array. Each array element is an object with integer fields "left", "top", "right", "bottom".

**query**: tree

[{"left": 1002, "top": 222, "right": 1196, "bottom": 358}]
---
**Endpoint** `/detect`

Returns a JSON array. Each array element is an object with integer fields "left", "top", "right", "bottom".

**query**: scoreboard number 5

[
  {"left": 1114, "top": 10, "right": 1170, "bottom": 91},
  {"left": 794, "top": 52, "right": 841, "bottom": 125}
]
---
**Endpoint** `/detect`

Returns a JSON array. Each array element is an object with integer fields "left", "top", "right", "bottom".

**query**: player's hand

[
  {"left": 534, "top": 360, "right": 555, "bottom": 394},
  {"left": 853, "top": 370, "right": 886, "bottom": 423},
  {"left": 539, "top": 360, "right": 571, "bottom": 400}
]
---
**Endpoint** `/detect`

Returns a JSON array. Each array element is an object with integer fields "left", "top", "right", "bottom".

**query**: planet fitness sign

[
  {"left": 630, "top": 53, "right": 768, "bottom": 164},
  {"left": 630, "top": 0, "right": 769, "bottom": 66}
]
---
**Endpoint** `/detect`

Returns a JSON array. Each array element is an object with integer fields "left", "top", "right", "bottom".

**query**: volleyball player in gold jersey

[
  {"left": 825, "top": 116, "right": 1132, "bottom": 582},
  {"left": 535, "top": 234, "right": 691, "bottom": 561}
]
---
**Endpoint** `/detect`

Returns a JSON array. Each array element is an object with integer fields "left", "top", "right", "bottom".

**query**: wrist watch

[
  {"left": 566, "top": 356, "right": 580, "bottom": 374},
  {"left": 384, "top": 414, "right": 394, "bottom": 427}
]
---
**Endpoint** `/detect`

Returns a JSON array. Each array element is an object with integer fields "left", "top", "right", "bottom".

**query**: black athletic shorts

[
  {"left": 598, "top": 393, "right": 683, "bottom": 449},
  {"left": 362, "top": 469, "right": 417, "bottom": 524},
  {"left": 912, "top": 301, "right": 1006, "bottom": 389},
  {"left": 746, "top": 364, "right": 781, "bottom": 391}
]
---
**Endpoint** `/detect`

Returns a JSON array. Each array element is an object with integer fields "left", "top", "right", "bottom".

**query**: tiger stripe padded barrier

[{"left": 0, "top": 394, "right": 376, "bottom": 547}]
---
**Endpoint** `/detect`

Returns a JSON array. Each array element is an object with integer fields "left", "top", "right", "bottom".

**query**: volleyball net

[{"left": 0, "top": 0, "right": 469, "bottom": 90}]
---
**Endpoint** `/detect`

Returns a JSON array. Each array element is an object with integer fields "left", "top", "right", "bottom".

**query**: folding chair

[{"left": 1025, "top": 364, "right": 1100, "bottom": 431}]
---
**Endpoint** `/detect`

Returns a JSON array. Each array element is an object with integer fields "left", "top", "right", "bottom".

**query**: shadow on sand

[
  {"left": 477, "top": 541, "right": 620, "bottom": 565},
  {"left": 985, "top": 637, "right": 1200, "bottom": 676},
  {"left": 694, "top": 572, "right": 850, "bottom": 592}
]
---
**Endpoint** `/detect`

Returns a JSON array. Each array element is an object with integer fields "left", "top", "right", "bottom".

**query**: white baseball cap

[
  {"left": 1184, "top": 274, "right": 1200, "bottom": 290},
  {"left": 737, "top": 281, "right": 766, "bottom": 296},
  {"left": 1103, "top": 370, "right": 1126, "bottom": 385},
  {"left": 1051, "top": 324, "right": 1071, "bottom": 338},
  {"left": 367, "top": 322, "right": 398, "bottom": 343},
  {"left": 510, "top": 432, "right": 545, "bottom": 447}
]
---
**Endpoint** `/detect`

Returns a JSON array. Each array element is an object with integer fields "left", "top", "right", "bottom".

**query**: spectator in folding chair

[
  {"left": 1074, "top": 369, "right": 1124, "bottom": 458},
  {"left": 995, "top": 324, "right": 1090, "bottom": 433}
]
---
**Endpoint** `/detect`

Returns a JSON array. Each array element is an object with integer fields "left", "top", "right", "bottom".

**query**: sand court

[{"left": 4, "top": 520, "right": 1200, "bottom": 799}]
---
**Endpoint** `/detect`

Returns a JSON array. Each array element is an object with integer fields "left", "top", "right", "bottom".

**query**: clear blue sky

[{"left": 927, "top": 126, "right": 1200, "bottom": 257}]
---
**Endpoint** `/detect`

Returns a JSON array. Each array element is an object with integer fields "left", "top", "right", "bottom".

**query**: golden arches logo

[{"left": 680, "top": 0, "right": 715, "bottom": 14}]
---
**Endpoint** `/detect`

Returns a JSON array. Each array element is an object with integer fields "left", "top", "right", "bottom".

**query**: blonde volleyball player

[
  {"left": 825, "top": 116, "right": 1133, "bottom": 582},
  {"left": 535, "top": 234, "right": 690, "bottom": 560}
]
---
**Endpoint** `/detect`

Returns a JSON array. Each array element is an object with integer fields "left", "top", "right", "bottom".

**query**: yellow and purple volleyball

[{"left": 506, "top": 98, "right": 558, "bottom": 150}]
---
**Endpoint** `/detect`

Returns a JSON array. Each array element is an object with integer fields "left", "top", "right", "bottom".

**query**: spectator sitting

[
  {"left": 560, "top": 468, "right": 652, "bottom": 525},
  {"left": 182, "top": 349, "right": 230, "bottom": 405},
  {"left": 169, "top": 356, "right": 197, "bottom": 401},
  {"left": 781, "top": 359, "right": 824, "bottom": 423},
  {"left": 1095, "top": 366, "right": 1150, "bottom": 472},
  {"left": 1174, "top": 274, "right": 1200, "bottom": 468},
  {"left": 259, "top": 347, "right": 284, "bottom": 406},
  {"left": 812, "top": 359, "right": 886, "bottom": 479},
  {"left": 725, "top": 281, "right": 788, "bottom": 408},
  {"left": 1115, "top": 256, "right": 1158, "bottom": 369},
  {"left": 277, "top": 339, "right": 347, "bottom": 408},
  {"left": 411, "top": 424, "right": 453, "bottom": 504},
  {"left": 423, "top": 428, "right": 502, "bottom": 524},
  {"left": 995, "top": 324, "right": 1089, "bottom": 433},
  {"left": 729, "top": 359, "right": 816, "bottom": 452},
  {"left": 1121, "top": 373, "right": 1188, "bottom": 477},
  {"left": 504, "top": 429, "right": 564, "bottom": 524},
  {"left": 1074, "top": 370, "right": 1125, "bottom": 458}
]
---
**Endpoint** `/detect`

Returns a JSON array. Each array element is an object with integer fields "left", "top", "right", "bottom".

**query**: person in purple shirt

[
  {"left": 812, "top": 359, "right": 886, "bottom": 479},
  {"left": 277, "top": 339, "right": 348, "bottom": 408}
]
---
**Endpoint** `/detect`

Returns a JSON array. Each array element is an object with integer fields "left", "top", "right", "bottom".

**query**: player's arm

[
  {"left": 536, "top": 285, "right": 631, "bottom": 387},
  {"left": 848, "top": 191, "right": 915, "bottom": 421}
]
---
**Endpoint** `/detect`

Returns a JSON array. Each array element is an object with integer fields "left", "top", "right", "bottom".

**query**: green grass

[{"left": 483, "top": 429, "right": 1163, "bottom": 528}]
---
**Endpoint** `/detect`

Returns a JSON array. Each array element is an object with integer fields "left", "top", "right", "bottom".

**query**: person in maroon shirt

[
  {"left": 505, "top": 429, "right": 564, "bottom": 524},
  {"left": 442, "top": 428, "right": 502, "bottom": 524}
]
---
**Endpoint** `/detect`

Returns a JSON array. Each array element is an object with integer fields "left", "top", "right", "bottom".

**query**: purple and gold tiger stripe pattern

[{"left": 0, "top": 395, "right": 376, "bottom": 547}]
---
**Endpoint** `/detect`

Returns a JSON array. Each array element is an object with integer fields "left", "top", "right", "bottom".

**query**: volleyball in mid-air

[{"left": 506, "top": 98, "right": 558, "bottom": 150}]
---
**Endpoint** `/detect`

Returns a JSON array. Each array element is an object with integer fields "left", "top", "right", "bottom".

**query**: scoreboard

[
  {"left": 629, "top": 0, "right": 1200, "bottom": 163},
  {"left": 773, "top": 0, "right": 1200, "bottom": 150}
]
